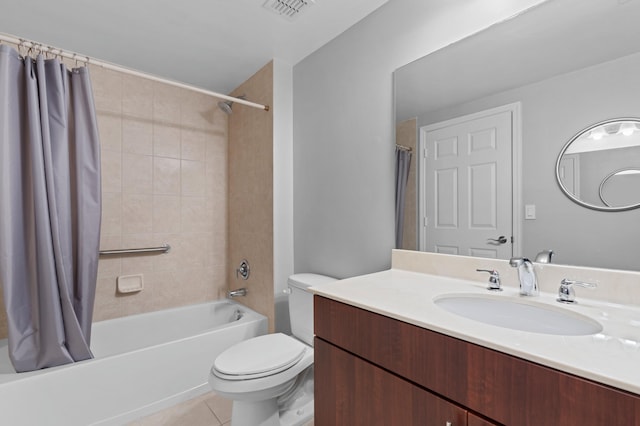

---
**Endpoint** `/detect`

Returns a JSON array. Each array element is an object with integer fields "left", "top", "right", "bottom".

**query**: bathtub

[{"left": 0, "top": 300, "right": 267, "bottom": 425}]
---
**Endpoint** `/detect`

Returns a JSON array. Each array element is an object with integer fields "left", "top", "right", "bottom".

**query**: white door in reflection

[{"left": 419, "top": 105, "right": 516, "bottom": 259}]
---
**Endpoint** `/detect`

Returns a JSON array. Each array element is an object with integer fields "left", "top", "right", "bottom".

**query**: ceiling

[{"left": 0, "top": 0, "right": 388, "bottom": 94}]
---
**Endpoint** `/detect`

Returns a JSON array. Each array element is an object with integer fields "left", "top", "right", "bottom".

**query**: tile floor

[{"left": 129, "top": 391, "right": 315, "bottom": 426}]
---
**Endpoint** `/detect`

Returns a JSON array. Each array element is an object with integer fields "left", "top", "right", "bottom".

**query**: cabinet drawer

[{"left": 315, "top": 338, "right": 467, "bottom": 426}]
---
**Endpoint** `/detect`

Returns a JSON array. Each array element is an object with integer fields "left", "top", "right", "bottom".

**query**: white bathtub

[{"left": 0, "top": 300, "right": 267, "bottom": 425}]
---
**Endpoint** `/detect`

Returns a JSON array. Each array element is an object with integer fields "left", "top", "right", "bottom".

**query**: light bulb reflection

[
  {"left": 618, "top": 122, "right": 637, "bottom": 136},
  {"left": 590, "top": 127, "right": 606, "bottom": 140}
]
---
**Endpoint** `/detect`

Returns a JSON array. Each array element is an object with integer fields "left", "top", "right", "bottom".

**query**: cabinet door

[{"left": 315, "top": 338, "right": 467, "bottom": 426}]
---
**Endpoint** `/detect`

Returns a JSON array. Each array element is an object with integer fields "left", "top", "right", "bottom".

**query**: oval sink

[{"left": 434, "top": 295, "right": 603, "bottom": 336}]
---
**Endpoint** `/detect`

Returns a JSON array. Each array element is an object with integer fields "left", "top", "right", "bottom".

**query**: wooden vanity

[{"left": 314, "top": 295, "right": 640, "bottom": 425}]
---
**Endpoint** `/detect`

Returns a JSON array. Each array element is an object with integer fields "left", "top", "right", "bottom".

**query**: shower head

[
  {"left": 217, "top": 95, "right": 246, "bottom": 115},
  {"left": 218, "top": 100, "right": 233, "bottom": 114}
]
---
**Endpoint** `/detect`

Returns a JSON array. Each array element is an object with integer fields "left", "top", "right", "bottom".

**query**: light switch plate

[{"left": 525, "top": 204, "right": 536, "bottom": 220}]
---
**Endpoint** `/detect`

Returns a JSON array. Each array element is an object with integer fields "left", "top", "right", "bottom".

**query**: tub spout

[{"left": 228, "top": 288, "right": 247, "bottom": 298}]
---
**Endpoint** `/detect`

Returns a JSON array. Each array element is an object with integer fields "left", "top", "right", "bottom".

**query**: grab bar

[{"left": 99, "top": 244, "right": 171, "bottom": 256}]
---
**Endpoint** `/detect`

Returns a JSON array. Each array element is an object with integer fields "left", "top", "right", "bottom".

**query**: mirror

[
  {"left": 556, "top": 118, "right": 640, "bottom": 211},
  {"left": 394, "top": 0, "right": 640, "bottom": 271}
]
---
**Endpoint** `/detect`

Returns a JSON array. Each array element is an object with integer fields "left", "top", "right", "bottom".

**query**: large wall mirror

[{"left": 394, "top": 0, "right": 640, "bottom": 271}]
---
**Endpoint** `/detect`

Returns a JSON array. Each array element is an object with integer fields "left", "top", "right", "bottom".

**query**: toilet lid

[{"left": 213, "top": 333, "right": 307, "bottom": 380}]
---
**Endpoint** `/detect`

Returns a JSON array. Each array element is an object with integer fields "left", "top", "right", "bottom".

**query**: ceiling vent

[{"left": 263, "top": 0, "right": 315, "bottom": 21}]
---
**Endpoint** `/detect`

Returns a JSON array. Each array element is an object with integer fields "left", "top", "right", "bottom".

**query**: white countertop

[{"left": 311, "top": 268, "right": 640, "bottom": 395}]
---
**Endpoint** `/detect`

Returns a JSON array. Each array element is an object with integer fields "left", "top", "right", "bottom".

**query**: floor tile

[
  {"left": 130, "top": 394, "right": 220, "bottom": 426},
  {"left": 131, "top": 391, "right": 315, "bottom": 426},
  {"left": 204, "top": 392, "right": 233, "bottom": 424}
]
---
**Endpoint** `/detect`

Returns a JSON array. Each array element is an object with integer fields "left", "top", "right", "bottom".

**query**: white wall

[
  {"left": 292, "top": 0, "right": 548, "bottom": 279},
  {"left": 273, "top": 58, "right": 295, "bottom": 333}
]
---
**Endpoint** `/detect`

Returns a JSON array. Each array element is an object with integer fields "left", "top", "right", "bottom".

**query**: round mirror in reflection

[
  {"left": 556, "top": 118, "right": 640, "bottom": 211},
  {"left": 599, "top": 168, "right": 640, "bottom": 208}
]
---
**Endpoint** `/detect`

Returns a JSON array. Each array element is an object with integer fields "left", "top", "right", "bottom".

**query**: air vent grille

[{"left": 263, "top": 0, "right": 315, "bottom": 21}]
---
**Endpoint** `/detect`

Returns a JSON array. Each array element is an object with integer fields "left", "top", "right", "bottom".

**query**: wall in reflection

[{"left": 413, "top": 51, "right": 640, "bottom": 270}]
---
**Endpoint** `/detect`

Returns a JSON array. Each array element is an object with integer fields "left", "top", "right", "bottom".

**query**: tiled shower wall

[
  {"left": 92, "top": 66, "right": 229, "bottom": 321},
  {"left": 228, "top": 62, "right": 275, "bottom": 331}
]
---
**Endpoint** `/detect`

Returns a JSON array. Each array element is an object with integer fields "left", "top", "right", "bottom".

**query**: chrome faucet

[
  {"left": 476, "top": 269, "right": 502, "bottom": 291},
  {"left": 534, "top": 249, "right": 554, "bottom": 264},
  {"left": 557, "top": 279, "right": 596, "bottom": 304},
  {"left": 228, "top": 288, "right": 247, "bottom": 298},
  {"left": 509, "top": 257, "right": 539, "bottom": 296}
]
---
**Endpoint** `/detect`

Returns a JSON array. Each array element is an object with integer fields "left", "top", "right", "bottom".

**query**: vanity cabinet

[{"left": 314, "top": 296, "right": 640, "bottom": 426}]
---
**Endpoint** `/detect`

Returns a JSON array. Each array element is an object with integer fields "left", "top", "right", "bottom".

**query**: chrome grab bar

[{"left": 99, "top": 244, "right": 171, "bottom": 256}]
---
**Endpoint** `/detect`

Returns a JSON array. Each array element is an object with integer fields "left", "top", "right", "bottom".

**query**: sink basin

[{"left": 434, "top": 295, "right": 602, "bottom": 336}]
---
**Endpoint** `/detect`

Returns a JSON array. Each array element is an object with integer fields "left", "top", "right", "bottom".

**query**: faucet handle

[
  {"left": 557, "top": 279, "right": 597, "bottom": 304},
  {"left": 476, "top": 269, "right": 502, "bottom": 291}
]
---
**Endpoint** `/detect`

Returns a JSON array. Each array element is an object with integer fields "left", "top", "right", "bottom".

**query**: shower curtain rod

[{"left": 0, "top": 32, "right": 270, "bottom": 112}]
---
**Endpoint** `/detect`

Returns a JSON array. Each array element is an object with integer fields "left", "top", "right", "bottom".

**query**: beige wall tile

[
  {"left": 101, "top": 150, "right": 122, "bottom": 193},
  {"left": 182, "top": 129, "right": 207, "bottom": 160},
  {"left": 91, "top": 67, "right": 122, "bottom": 114},
  {"left": 153, "top": 195, "right": 181, "bottom": 233},
  {"left": 122, "top": 154, "right": 153, "bottom": 194},
  {"left": 122, "top": 76, "right": 153, "bottom": 119},
  {"left": 153, "top": 124, "right": 181, "bottom": 158},
  {"left": 153, "top": 83, "right": 183, "bottom": 125},
  {"left": 181, "top": 93, "right": 217, "bottom": 131},
  {"left": 153, "top": 157, "right": 181, "bottom": 195},
  {"left": 97, "top": 113, "right": 122, "bottom": 152},
  {"left": 181, "top": 160, "right": 206, "bottom": 196},
  {"left": 122, "top": 194, "right": 153, "bottom": 234},
  {"left": 205, "top": 130, "right": 227, "bottom": 164},
  {"left": 181, "top": 197, "right": 207, "bottom": 233},
  {"left": 123, "top": 118, "right": 153, "bottom": 155},
  {"left": 101, "top": 192, "right": 122, "bottom": 236}
]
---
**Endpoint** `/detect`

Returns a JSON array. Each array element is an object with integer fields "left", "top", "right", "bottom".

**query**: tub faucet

[
  {"left": 509, "top": 257, "right": 539, "bottom": 296},
  {"left": 228, "top": 288, "right": 247, "bottom": 298}
]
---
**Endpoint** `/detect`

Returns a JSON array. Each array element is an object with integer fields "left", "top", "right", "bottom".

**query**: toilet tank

[{"left": 288, "top": 273, "right": 337, "bottom": 346}]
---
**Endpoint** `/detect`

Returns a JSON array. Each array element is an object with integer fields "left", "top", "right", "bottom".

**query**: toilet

[{"left": 209, "top": 273, "right": 337, "bottom": 426}]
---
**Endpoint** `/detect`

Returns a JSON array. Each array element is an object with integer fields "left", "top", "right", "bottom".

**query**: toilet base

[
  {"left": 279, "top": 397, "right": 314, "bottom": 426},
  {"left": 231, "top": 398, "right": 280, "bottom": 426}
]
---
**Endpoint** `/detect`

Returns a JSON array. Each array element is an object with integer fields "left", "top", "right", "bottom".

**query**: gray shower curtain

[
  {"left": 0, "top": 45, "right": 101, "bottom": 372},
  {"left": 395, "top": 147, "right": 412, "bottom": 249}
]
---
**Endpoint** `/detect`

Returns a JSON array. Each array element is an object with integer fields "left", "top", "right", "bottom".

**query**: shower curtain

[
  {"left": 0, "top": 45, "right": 101, "bottom": 372},
  {"left": 395, "top": 147, "right": 412, "bottom": 249}
]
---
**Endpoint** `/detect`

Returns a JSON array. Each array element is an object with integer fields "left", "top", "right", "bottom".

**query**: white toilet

[{"left": 209, "top": 273, "right": 337, "bottom": 426}]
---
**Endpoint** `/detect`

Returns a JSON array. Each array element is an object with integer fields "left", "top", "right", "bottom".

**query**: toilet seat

[{"left": 213, "top": 333, "right": 307, "bottom": 381}]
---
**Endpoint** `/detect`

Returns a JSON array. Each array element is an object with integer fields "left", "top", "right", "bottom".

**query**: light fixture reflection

[
  {"left": 618, "top": 122, "right": 637, "bottom": 136},
  {"left": 589, "top": 127, "right": 606, "bottom": 140}
]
